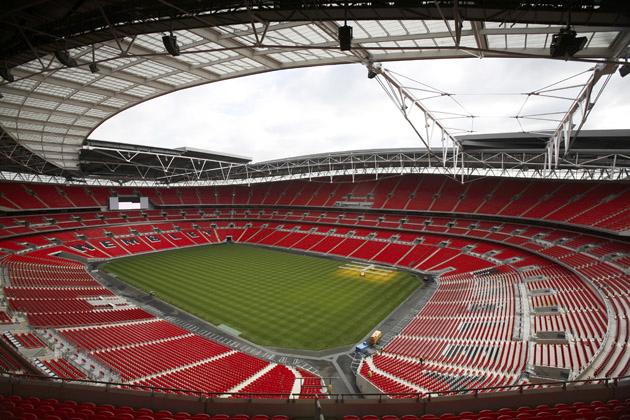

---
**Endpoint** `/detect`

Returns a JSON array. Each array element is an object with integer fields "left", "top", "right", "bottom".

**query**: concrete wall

[{"left": 1, "top": 375, "right": 628, "bottom": 417}]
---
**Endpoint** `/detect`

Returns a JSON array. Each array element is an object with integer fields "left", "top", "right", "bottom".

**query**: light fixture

[
  {"left": 338, "top": 25, "right": 353, "bottom": 51},
  {"left": 0, "top": 65, "right": 14, "bottom": 83},
  {"left": 162, "top": 33, "right": 180, "bottom": 56},
  {"left": 367, "top": 63, "right": 382, "bottom": 79},
  {"left": 55, "top": 50, "right": 78, "bottom": 67},
  {"left": 550, "top": 26, "right": 588, "bottom": 58},
  {"left": 620, "top": 63, "right": 630, "bottom": 78}
]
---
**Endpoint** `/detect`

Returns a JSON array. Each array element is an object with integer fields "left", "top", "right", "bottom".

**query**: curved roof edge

[{"left": 1, "top": 3, "right": 629, "bottom": 171}]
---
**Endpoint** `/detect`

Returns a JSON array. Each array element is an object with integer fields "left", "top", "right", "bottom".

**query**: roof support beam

[
  {"left": 1, "top": 86, "right": 119, "bottom": 114},
  {"left": 1, "top": 102, "right": 101, "bottom": 122},
  {"left": 11, "top": 68, "right": 140, "bottom": 103},
  {"left": 470, "top": 21, "right": 488, "bottom": 56},
  {"left": 3, "top": 126, "right": 85, "bottom": 141},
  {"left": 190, "top": 28, "right": 283, "bottom": 70},
  {"left": 0, "top": 116, "right": 91, "bottom": 133},
  {"left": 546, "top": 30, "right": 630, "bottom": 167},
  {"left": 113, "top": 38, "right": 221, "bottom": 82}
]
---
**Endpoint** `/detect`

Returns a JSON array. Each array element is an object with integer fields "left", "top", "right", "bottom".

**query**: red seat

[
  {"left": 115, "top": 407, "right": 134, "bottom": 414},
  {"left": 137, "top": 408, "right": 154, "bottom": 415}
]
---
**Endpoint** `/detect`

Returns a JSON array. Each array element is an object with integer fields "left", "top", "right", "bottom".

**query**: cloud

[{"left": 91, "top": 58, "right": 630, "bottom": 162}]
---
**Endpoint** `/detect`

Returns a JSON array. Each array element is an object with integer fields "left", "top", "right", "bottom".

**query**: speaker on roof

[
  {"left": 339, "top": 25, "right": 353, "bottom": 51},
  {"left": 55, "top": 50, "right": 78, "bottom": 67},
  {"left": 162, "top": 33, "right": 180, "bottom": 56},
  {"left": 550, "top": 26, "right": 587, "bottom": 58},
  {"left": 0, "top": 65, "right": 14, "bottom": 82}
]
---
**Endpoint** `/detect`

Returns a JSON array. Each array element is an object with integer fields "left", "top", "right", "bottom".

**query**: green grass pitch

[{"left": 102, "top": 243, "right": 420, "bottom": 350}]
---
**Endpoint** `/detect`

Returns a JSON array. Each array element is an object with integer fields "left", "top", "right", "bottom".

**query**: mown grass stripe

[{"left": 103, "top": 243, "right": 419, "bottom": 350}]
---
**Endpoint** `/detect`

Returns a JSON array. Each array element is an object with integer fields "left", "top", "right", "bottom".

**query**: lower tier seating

[{"left": 0, "top": 211, "right": 626, "bottom": 399}]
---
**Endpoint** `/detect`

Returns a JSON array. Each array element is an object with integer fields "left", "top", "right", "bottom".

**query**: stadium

[{"left": 0, "top": 1, "right": 629, "bottom": 419}]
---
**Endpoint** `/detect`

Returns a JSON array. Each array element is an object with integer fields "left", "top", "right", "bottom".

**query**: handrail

[{"left": 1, "top": 371, "right": 627, "bottom": 401}]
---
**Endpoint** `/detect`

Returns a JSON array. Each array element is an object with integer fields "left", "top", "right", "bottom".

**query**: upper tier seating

[{"left": 1, "top": 177, "right": 628, "bottom": 232}]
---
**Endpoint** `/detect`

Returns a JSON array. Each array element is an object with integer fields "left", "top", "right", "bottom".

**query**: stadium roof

[
  {"left": 0, "top": 1, "right": 629, "bottom": 179},
  {"left": 1, "top": 130, "right": 628, "bottom": 185}
]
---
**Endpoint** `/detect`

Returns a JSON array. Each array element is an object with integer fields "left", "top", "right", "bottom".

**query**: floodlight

[
  {"left": 338, "top": 25, "right": 353, "bottom": 51},
  {"left": 367, "top": 63, "right": 382, "bottom": 79},
  {"left": 55, "top": 50, "right": 78, "bottom": 67},
  {"left": 620, "top": 63, "right": 630, "bottom": 78},
  {"left": 550, "top": 26, "right": 588, "bottom": 58},
  {"left": 0, "top": 66, "right": 14, "bottom": 83},
  {"left": 89, "top": 62, "right": 100, "bottom": 73},
  {"left": 162, "top": 33, "right": 180, "bottom": 56}
]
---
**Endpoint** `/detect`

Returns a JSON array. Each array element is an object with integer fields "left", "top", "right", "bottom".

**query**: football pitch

[{"left": 102, "top": 243, "right": 420, "bottom": 350}]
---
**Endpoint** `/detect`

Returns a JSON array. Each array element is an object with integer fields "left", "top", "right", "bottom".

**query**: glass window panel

[
  {"left": 70, "top": 91, "right": 107, "bottom": 103},
  {"left": 57, "top": 104, "right": 87, "bottom": 114},
  {"left": 101, "top": 98, "right": 129, "bottom": 107},
  {"left": 85, "top": 109, "right": 111, "bottom": 118},
  {"left": 48, "top": 115, "right": 78, "bottom": 124},
  {"left": 124, "top": 61, "right": 175, "bottom": 78},
  {"left": 126, "top": 85, "right": 158, "bottom": 97},
  {"left": 24, "top": 98, "right": 59, "bottom": 109},
  {"left": 92, "top": 76, "right": 134, "bottom": 91}
]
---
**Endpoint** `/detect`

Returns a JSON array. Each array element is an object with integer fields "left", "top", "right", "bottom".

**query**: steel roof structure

[
  {"left": 0, "top": 1, "right": 629, "bottom": 183},
  {"left": 1, "top": 130, "right": 628, "bottom": 186}
]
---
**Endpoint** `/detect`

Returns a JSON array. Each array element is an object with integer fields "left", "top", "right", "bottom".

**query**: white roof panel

[{"left": 0, "top": 18, "right": 627, "bottom": 170}]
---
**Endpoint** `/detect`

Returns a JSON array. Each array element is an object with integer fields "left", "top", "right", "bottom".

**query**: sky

[{"left": 91, "top": 58, "right": 630, "bottom": 163}]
